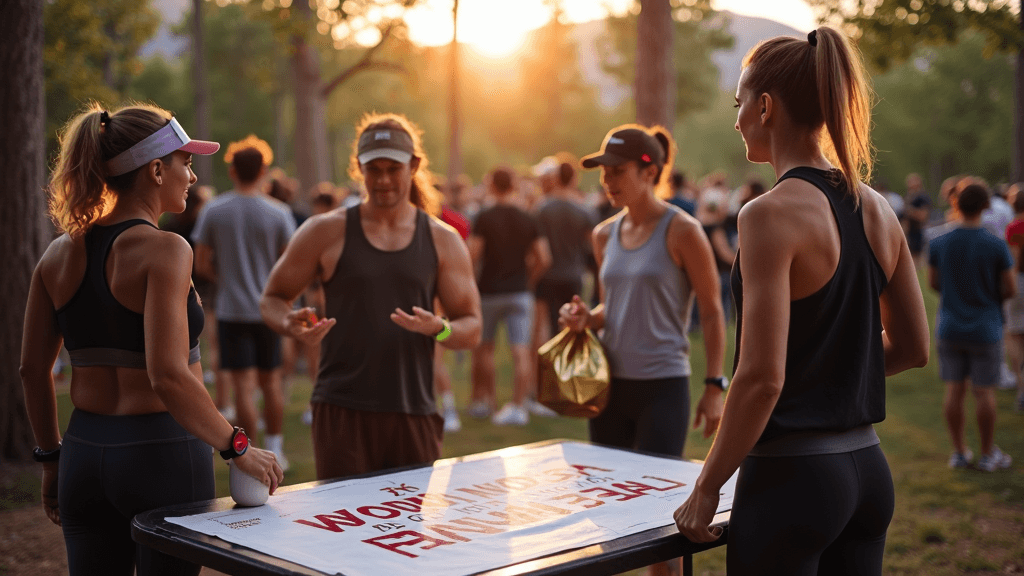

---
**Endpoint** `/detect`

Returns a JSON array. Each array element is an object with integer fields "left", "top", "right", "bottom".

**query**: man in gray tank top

[{"left": 260, "top": 114, "right": 481, "bottom": 480}]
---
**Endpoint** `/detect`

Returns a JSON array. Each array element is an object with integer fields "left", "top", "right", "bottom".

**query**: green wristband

[{"left": 434, "top": 317, "right": 452, "bottom": 342}]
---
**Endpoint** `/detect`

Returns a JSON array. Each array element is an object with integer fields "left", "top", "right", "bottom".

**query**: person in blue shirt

[{"left": 929, "top": 182, "right": 1015, "bottom": 472}]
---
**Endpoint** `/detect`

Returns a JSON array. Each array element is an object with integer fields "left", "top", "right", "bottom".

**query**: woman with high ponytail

[
  {"left": 21, "top": 103, "right": 283, "bottom": 575},
  {"left": 673, "top": 27, "right": 930, "bottom": 574},
  {"left": 560, "top": 123, "right": 728, "bottom": 574}
]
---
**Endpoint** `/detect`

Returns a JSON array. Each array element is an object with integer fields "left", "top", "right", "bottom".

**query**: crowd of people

[{"left": 17, "top": 23, "right": 1017, "bottom": 576}]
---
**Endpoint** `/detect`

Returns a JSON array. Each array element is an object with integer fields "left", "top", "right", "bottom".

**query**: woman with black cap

[
  {"left": 20, "top": 102, "right": 284, "bottom": 575},
  {"left": 672, "top": 28, "right": 929, "bottom": 575},
  {"left": 560, "top": 124, "right": 728, "bottom": 575}
]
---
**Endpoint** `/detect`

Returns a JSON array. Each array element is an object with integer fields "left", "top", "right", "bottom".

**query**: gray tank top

[{"left": 600, "top": 206, "right": 693, "bottom": 379}]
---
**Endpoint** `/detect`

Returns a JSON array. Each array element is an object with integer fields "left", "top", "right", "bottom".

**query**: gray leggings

[
  {"left": 727, "top": 445, "right": 894, "bottom": 576},
  {"left": 59, "top": 410, "right": 215, "bottom": 576}
]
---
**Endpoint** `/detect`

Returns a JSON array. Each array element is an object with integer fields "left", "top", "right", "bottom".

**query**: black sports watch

[
  {"left": 32, "top": 443, "right": 61, "bottom": 463},
  {"left": 219, "top": 426, "right": 249, "bottom": 460},
  {"left": 705, "top": 376, "right": 729, "bottom": 391}
]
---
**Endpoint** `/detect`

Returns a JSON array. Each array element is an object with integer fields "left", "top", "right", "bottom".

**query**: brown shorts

[{"left": 311, "top": 402, "right": 444, "bottom": 481}]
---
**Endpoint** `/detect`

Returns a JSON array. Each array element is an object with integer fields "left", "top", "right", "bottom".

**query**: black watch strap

[
  {"left": 219, "top": 426, "right": 249, "bottom": 460},
  {"left": 705, "top": 376, "right": 728, "bottom": 390},
  {"left": 33, "top": 443, "right": 62, "bottom": 462}
]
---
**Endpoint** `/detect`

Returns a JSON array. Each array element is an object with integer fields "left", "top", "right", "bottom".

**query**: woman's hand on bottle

[
  {"left": 559, "top": 295, "right": 590, "bottom": 333},
  {"left": 234, "top": 448, "right": 285, "bottom": 494}
]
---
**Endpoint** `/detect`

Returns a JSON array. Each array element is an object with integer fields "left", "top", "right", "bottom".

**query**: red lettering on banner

[
  {"left": 381, "top": 499, "right": 422, "bottom": 512},
  {"left": 494, "top": 477, "right": 538, "bottom": 490},
  {"left": 362, "top": 530, "right": 455, "bottom": 558},
  {"left": 456, "top": 483, "right": 510, "bottom": 499},
  {"left": 358, "top": 505, "right": 402, "bottom": 519},
  {"left": 611, "top": 481, "right": 660, "bottom": 496},
  {"left": 580, "top": 486, "right": 643, "bottom": 501},
  {"left": 422, "top": 517, "right": 505, "bottom": 542},
  {"left": 379, "top": 483, "right": 419, "bottom": 497},
  {"left": 549, "top": 493, "right": 605, "bottom": 509},
  {"left": 641, "top": 476, "right": 688, "bottom": 491},
  {"left": 293, "top": 509, "right": 365, "bottom": 532},
  {"left": 570, "top": 464, "right": 614, "bottom": 476}
]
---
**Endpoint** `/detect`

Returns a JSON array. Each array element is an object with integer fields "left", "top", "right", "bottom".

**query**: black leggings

[
  {"left": 727, "top": 445, "right": 895, "bottom": 576},
  {"left": 59, "top": 410, "right": 216, "bottom": 576},
  {"left": 588, "top": 375, "right": 690, "bottom": 457}
]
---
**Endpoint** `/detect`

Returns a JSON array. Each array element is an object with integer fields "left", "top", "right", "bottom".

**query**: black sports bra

[{"left": 54, "top": 219, "right": 204, "bottom": 368}]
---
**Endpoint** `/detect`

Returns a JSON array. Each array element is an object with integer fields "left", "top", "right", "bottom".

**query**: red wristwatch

[{"left": 219, "top": 426, "right": 249, "bottom": 460}]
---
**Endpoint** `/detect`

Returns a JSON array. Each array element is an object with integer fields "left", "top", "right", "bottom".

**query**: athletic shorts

[
  {"left": 480, "top": 291, "right": 534, "bottom": 345},
  {"left": 534, "top": 279, "right": 582, "bottom": 336},
  {"left": 60, "top": 410, "right": 215, "bottom": 576},
  {"left": 588, "top": 375, "right": 690, "bottom": 458},
  {"left": 937, "top": 339, "right": 1003, "bottom": 387},
  {"left": 310, "top": 402, "right": 443, "bottom": 480},
  {"left": 217, "top": 321, "right": 281, "bottom": 370}
]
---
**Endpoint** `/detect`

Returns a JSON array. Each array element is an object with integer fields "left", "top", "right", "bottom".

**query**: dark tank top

[
  {"left": 55, "top": 219, "right": 204, "bottom": 369},
  {"left": 732, "top": 167, "right": 888, "bottom": 444},
  {"left": 314, "top": 206, "right": 439, "bottom": 414}
]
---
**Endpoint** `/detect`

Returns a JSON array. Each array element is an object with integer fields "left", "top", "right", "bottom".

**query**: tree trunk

[
  {"left": 447, "top": 0, "right": 462, "bottom": 186},
  {"left": 0, "top": 0, "right": 49, "bottom": 462},
  {"left": 190, "top": 0, "right": 213, "bottom": 187},
  {"left": 635, "top": 0, "right": 675, "bottom": 131},
  {"left": 291, "top": 0, "right": 330, "bottom": 213},
  {"left": 1014, "top": 13, "right": 1024, "bottom": 182}
]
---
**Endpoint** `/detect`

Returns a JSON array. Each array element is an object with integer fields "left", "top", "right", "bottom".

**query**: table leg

[{"left": 683, "top": 554, "right": 693, "bottom": 576}]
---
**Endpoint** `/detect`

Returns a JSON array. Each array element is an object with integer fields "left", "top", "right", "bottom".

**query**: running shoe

[
  {"left": 948, "top": 449, "right": 974, "bottom": 469},
  {"left": 977, "top": 447, "right": 1012, "bottom": 472},
  {"left": 492, "top": 403, "right": 529, "bottom": 426},
  {"left": 273, "top": 450, "right": 290, "bottom": 473},
  {"left": 524, "top": 397, "right": 559, "bottom": 418},
  {"left": 443, "top": 408, "right": 462, "bottom": 433},
  {"left": 467, "top": 400, "right": 492, "bottom": 419},
  {"left": 999, "top": 364, "right": 1018, "bottom": 390}
]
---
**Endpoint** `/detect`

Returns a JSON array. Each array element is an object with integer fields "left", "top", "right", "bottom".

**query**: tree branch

[{"left": 321, "top": 23, "right": 405, "bottom": 97}]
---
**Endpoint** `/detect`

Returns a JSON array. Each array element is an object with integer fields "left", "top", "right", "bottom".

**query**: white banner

[{"left": 169, "top": 442, "right": 735, "bottom": 575}]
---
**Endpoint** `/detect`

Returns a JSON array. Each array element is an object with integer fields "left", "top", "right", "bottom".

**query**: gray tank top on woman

[{"left": 600, "top": 206, "right": 693, "bottom": 379}]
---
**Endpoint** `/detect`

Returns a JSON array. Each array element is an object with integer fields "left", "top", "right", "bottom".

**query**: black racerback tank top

[
  {"left": 55, "top": 219, "right": 203, "bottom": 368},
  {"left": 314, "top": 206, "right": 439, "bottom": 414},
  {"left": 732, "top": 167, "right": 888, "bottom": 444}
]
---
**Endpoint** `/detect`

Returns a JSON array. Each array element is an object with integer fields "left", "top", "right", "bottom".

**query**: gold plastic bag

[{"left": 537, "top": 327, "right": 611, "bottom": 418}]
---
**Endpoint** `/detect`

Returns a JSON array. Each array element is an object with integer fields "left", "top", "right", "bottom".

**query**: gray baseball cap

[{"left": 357, "top": 128, "right": 415, "bottom": 165}]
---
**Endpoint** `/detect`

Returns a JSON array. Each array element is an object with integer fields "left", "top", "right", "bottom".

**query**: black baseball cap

[
  {"left": 580, "top": 127, "right": 665, "bottom": 169},
  {"left": 357, "top": 128, "right": 415, "bottom": 164}
]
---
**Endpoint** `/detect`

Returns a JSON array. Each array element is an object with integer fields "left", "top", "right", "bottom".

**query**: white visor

[
  {"left": 105, "top": 118, "right": 220, "bottom": 177},
  {"left": 358, "top": 148, "right": 413, "bottom": 165}
]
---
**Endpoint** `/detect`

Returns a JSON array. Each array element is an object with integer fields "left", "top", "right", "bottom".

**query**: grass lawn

[{"left": 6, "top": 272, "right": 1023, "bottom": 575}]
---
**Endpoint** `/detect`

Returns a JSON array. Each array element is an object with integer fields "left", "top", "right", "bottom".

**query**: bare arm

[
  {"left": 675, "top": 199, "right": 791, "bottom": 543},
  {"left": 879, "top": 237, "right": 930, "bottom": 376},
  {"left": 193, "top": 243, "right": 216, "bottom": 283},
  {"left": 428, "top": 223, "right": 482, "bottom": 350},
  {"left": 671, "top": 214, "right": 727, "bottom": 438},
  {"left": 1002, "top": 267, "right": 1017, "bottom": 301},
  {"left": 19, "top": 256, "right": 65, "bottom": 525},
  {"left": 146, "top": 235, "right": 283, "bottom": 490},
  {"left": 261, "top": 217, "right": 339, "bottom": 345},
  {"left": 928, "top": 265, "right": 941, "bottom": 293},
  {"left": 526, "top": 236, "right": 552, "bottom": 286}
]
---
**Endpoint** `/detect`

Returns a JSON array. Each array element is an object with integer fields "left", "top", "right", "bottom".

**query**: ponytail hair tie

[
  {"left": 99, "top": 110, "right": 111, "bottom": 129},
  {"left": 808, "top": 30, "right": 818, "bottom": 47}
]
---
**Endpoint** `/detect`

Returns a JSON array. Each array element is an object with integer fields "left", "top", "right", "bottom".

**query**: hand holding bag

[{"left": 537, "top": 327, "right": 611, "bottom": 418}]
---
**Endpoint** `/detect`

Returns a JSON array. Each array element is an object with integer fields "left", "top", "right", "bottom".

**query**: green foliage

[
  {"left": 871, "top": 31, "right": 1015, "bottom": 189},
  {"left": 597, "top": 0, "right": 735, "bottom": 121},
  {"left": 807, "top": 0, "right": 1023, "bottom": 71},
  {"left": 43, "top": 0, "right": 160, "bottom": 160}
]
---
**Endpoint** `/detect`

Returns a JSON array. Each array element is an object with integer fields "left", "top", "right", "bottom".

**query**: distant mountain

[
  {"left": 140, "top": 0, "right": 189, "bottom": 59},
  {"left": 569, "top": 11, "right": 802, "bottom": 110}
]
